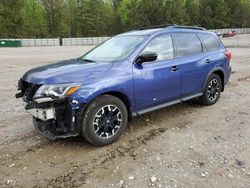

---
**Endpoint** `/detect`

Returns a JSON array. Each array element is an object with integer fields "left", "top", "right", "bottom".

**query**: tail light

[{"left": 225, "top": 51, "right": 232, "bottom": 62}]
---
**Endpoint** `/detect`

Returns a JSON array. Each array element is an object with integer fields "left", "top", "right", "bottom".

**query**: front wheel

[
  {"left": 199, "top": 74, "right": 222, "bottom": 106},
  {"left": 81, "top": 95, "right": 128, "bottom": 146}
]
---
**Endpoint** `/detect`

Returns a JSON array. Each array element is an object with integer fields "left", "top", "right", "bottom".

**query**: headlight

[{"left": 34, "top": 83, "right": 81, "bottom": 98}]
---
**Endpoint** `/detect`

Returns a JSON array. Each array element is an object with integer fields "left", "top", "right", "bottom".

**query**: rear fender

[{"left": 202, "top": 67, "right": 225, "bottom": 92}]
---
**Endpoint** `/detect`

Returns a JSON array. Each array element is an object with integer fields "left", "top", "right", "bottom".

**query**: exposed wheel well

[
  {"left": 102, "top": 91, "right": 133, "bottom": 122},
  {"left": 213, "top": 70, "right": 225, "bottom": 92}
]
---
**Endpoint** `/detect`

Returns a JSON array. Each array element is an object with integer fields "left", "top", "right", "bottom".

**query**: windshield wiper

[{"left": 78, "top": 58, "right": 95, "bottom": 63}]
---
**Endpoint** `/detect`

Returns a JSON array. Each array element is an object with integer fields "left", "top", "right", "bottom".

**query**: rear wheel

[
  {"left": 199, "top": 74, "right": 222, "bottom": 105},
  {"left": 81, "top": 95, "right": 128, "bottom": 146}
]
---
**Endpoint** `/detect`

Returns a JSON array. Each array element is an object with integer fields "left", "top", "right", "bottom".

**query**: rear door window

[
  {"left": 174, "top": 33, "right": 203, "bottom": 57},
  {"left": 198, "top": 33, "right": 220, "bottom": 51}
]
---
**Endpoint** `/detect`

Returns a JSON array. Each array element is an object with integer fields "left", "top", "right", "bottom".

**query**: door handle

[
  {"left": 204, "top": 59, "right": 211, "bottom": 64},
  {"left": 171, "top": 66, "right": 180, "bottom": 72}
]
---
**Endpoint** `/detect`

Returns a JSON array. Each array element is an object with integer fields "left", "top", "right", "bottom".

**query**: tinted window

[
  {"left": 175, "top": 33, "right": 202, "bottom": 57},
  {"left": 141, "top": 34, "right": 174, "bottom": 61},
  {"left": 198, "top": 33, "right": 220, "bottom": 51}
]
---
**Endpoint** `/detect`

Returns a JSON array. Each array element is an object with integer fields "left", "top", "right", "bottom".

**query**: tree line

[{"left": 0, "top": 0, "right": 250, "bottom": 38}]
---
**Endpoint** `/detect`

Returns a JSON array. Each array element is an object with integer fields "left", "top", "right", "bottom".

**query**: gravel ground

[{"left": 0, "top": 36, "right": 250, "bottom": 187}]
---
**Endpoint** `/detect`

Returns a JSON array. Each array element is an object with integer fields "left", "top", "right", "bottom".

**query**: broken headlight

[{"left": 34, "top": 83, "right": 81, "bottom": 98}]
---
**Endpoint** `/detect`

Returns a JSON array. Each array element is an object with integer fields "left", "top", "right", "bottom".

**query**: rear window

[
  {"left": 174, "top": 33, "right": 203, "bottom": 57},
  {"left": 198, "top": 33, "right": 220, "bottom": 51}
]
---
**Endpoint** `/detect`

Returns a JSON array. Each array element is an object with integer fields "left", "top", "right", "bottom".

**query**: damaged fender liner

[{"left": 28, "top": 98, "right": 86, "bottom": 140}]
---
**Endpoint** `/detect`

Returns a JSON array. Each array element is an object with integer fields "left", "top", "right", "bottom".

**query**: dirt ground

[{"left": 0, "top": 39, "right": 250, "bottom": 187}]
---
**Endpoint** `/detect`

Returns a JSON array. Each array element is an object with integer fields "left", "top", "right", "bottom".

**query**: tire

[
  {"left": 81, "top": 95, "right": 128, "bottom": 146},
  {"left": 199, "top": 74, "right": 222, "bottom": 106}
]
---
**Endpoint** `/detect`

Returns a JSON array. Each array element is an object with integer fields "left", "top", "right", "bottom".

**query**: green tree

[
  {"left": 119, "top": 0, "right": 176, "bottom": 30},
  {"left": 21, "top": 0, "right": 47, "bottom": 38},
  {"left": 64, "top": 0, "right": 78, "bottom": 37},
  {"left": 169, "top": 0, "right": 187, "bottom": 25},
  {"left": 0, "top": 0, "right": 24, "bottom": 38},
  {"left": 113, "top": 0, "right": 122, "bottom": 33},
  {"left": 200, "top": 0, "right": 228, "bottom": 29},
  {"left": 75, "top": 0, "right": 115, "bottom": 37},
  {"left": 1, "top": 0, "right": 250, "bottom": 38},
  {"left": 185, "top": 0, "right": 200, "bottom": 26},
  {"left": 42, "top": 0, "right": 66, "bottom": 37},
  {"left": 242, "top": 0, "right": 250, "bottom": 27},
  {"left": 225, "top": 0, "right": 250, "bottom": 28}
]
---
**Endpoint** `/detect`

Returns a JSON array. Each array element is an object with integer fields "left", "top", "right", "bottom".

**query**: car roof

[{"left": 118, "top": 26, "right": 213, "bottom": 37}]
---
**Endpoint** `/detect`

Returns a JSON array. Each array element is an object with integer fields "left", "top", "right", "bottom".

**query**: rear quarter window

[
  {"left": 198, "top": 33, "right": 220, "bottom": 51},
  {"left": 174, "top": 33, "right": 203, "bottom": 57}
]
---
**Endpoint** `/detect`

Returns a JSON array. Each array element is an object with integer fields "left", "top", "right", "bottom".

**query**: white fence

[
  {"left": 1, "top": 28, "right": 250, "bottom": 47},
  {"left": 0, "top": 37, "right": 110, "bottom": 47},
  {"left": 63, "top": 37, "right": 110, "bottom": 46},
  {"left": 210, "top": 28, "right": 250, "bottom": 34},
  {"left": 21, "top": 38, "right": 60, "bottom": 46}
]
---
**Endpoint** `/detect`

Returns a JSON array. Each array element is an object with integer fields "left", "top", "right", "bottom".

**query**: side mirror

[{"left": 135, "top": 52, "right": 158, "bottom": 64}]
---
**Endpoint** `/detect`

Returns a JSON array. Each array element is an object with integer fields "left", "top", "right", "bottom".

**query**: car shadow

[{"left": 48, "top": 99, "right": 203, "bottom": 148}]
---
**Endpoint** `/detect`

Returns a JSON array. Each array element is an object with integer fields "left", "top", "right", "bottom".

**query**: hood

[{"left": 23, "top": 59, "right": 113, "bottom": 85}]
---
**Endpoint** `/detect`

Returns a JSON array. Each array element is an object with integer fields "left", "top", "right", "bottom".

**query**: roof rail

[
  {"left": 139, "top": 24, "right": 177, "bottom": 30},
  {"left": 136, "top": 24, "right": 206, "bottom": 31},
  {"left": 168, "top": 25, "right": 206, "bottom": 31}
]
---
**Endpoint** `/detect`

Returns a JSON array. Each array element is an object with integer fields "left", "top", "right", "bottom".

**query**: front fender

[
  {"left": 69, "top": 77, "right": 135, "bottom": 111},
  {"left": 71, "top": 87, "right": 132, "bottom": 103},
  {"left": 69, "top": 60, "right": 134, "bottom": 111}
]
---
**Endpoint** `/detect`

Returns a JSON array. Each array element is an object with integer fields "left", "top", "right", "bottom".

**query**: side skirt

[{"left": 133, "top": 93, "right": 203, "bottom": 116}]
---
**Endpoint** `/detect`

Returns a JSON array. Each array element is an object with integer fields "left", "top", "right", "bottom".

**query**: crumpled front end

[{"left": 16, "top": 79, "right": 84, "bottom": 139}]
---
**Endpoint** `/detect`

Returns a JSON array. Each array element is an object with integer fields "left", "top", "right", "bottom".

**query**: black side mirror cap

[{"left": 135, "top": 52, "right": 158, "bottom": 64}]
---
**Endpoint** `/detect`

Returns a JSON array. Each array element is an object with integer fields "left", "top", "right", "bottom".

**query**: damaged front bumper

[
  {"left": 27, "top": 108, "right": 55, "bottom": 121},
  {"left": 16, "top": 79, "right": 85, "bottom": 140},
  {"left": 25, "top": 97, "right": 85, "bottom": 140}
]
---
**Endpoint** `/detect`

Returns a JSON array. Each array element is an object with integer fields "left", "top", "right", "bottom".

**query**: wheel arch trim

[
  {"left": 202, "top": 67, "right": 225, "bottom": 92},
  {"left": 73, "top": 89, "right": 134, "bottom": 122}
]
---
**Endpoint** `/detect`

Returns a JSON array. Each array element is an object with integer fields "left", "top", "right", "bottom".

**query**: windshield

[{"left": 81, "top": 36, "right": 146, "bottom": 62}]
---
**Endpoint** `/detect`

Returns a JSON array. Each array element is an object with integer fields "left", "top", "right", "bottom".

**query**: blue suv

[{"left": 16, "top": 25, "right": 232, "bottom": 146}]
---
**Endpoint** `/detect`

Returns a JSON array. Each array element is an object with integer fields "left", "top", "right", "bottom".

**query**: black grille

[{"left": 19, "top": 80, "right": 41, "bottom": 101}]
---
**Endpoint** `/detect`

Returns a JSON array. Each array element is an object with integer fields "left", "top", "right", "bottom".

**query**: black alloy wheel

[
  {"left": 199, "top": 74, "right": 222, "bottom": 105},
  {"left": 81, "top": 95, "right": 128, "bottom": 146},
  {"left": 93, "top": 105, "right": 122, "bottom": 139}
]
